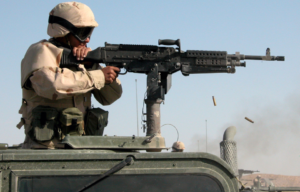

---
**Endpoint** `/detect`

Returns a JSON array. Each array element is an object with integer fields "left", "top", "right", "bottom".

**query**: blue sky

[{"left": 1, "top": 1, "right": 300, "bottom": 176}]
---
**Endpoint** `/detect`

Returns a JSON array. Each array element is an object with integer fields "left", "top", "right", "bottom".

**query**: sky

[{"left": 1, "top": 0, "right": 300, "bottom": 176}]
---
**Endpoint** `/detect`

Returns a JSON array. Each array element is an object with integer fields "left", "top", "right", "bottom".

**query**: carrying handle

[{"left": 158, "top": 39, "right": 181, "bottom": 52}]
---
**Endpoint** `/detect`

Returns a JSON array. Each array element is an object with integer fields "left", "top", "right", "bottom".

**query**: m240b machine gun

[
  {"left": 60, "top": 39, "right": 284, "bottom": 137},
  {"left": 238, "top": 169, "right": 259, "bottom": 179}
]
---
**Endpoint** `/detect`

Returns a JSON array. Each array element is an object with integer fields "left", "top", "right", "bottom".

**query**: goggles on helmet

[{"left": 49, "top": 15, "right": 94, "bottom": 42}]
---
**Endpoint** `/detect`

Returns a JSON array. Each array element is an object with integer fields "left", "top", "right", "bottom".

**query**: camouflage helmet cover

[
  {"left": 47, "top": 2, "right": 98, "bottom": 38},
  {"left": 172, "top": 141, "right": 185, "bottom": 152}
]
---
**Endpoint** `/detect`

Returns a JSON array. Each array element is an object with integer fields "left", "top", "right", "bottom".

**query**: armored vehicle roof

[{"left": 0, "top": 147, "right": 238, "bottom": 192}]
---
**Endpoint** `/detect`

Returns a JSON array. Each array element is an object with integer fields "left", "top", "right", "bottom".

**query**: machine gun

[
  {"left": 60, "top": 39, "right": 284, "bottom": 136},
  {"left": 238, "top": 169, "right": 259, "bottom": 179}
]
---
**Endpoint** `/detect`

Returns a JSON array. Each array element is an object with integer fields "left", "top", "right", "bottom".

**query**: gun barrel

[
  {"left": 243, "top": 170, "right": 255, "bottom": 174},
  {"left": 238, "top": 169, "right": 259, "bottom": 174},
  {"left": 245, "top": 55, "right": 285, "bottom": 61}
]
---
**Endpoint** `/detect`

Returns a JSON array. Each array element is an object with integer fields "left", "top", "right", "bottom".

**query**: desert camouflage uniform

[{"left": 17, "top": 40, "right": 122, "bottom": 149}]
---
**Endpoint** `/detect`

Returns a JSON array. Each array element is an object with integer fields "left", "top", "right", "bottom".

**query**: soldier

[
  {"left": 172, "top": 141, "right": 185, "bottom": 152},
  {"left": 253, "top": 178, "right": 259, "bottom": 188},
  {"left": 17, "top": 2, "right": 122, "bottom": 149},
  {"left": 253, "top": 175, "right": 261, "bottom": 188}
]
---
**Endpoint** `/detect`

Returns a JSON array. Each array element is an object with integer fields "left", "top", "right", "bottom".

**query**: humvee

[
  {"left": 2, "top": 125, "right": 300, "bottom": 192},
  {"left": 0, "top": 131, "right": 238, "bottom": 192}
]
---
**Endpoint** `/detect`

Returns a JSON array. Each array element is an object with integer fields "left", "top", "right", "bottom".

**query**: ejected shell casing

[
  {"left": 245, "top": 117, "right": 254, "bottom": 123},
  {"left": 212, "top": 96, "right": 217, "bottom": 106}
]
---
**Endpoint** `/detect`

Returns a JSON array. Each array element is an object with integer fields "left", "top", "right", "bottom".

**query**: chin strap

[{"left": 65, "top": 35, "right": 72, "bottom": 49}]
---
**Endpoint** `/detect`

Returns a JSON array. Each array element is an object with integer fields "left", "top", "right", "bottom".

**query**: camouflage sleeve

[
  {"left": 30, "top": 66, "right": 105, "bottom": 100},
  {"left": 92, "top": 78, "right": 122, "bottom": 105}
]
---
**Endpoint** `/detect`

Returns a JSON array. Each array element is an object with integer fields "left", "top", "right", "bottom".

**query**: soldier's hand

[
  {"left": 101, "top": 66, "right": 120, "bottom": 84},
  {"left": 73, "top": 47, "right": 92, "bottom": 61}
]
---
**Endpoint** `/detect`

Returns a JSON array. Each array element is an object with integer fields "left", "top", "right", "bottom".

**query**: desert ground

[{"left": 241, "top": 174, "right": 300, "bottom": 188}]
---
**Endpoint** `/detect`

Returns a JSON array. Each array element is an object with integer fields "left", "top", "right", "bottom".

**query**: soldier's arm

[
  {"left": 29, "top": 66, "right": 105, "bottom": 100},
  {"left": 92, "top": 78, "right": 122, "bottom": 105},
  {"left": 90, "top": 64, "right": 122, "bottom": 105}
]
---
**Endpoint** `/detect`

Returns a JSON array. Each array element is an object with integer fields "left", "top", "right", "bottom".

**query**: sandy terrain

[{"left": 241, "top": 174, "right": 300, "bottom": 188}]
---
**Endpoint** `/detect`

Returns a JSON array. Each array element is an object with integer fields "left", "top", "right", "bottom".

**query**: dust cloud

[{"left": 186, "top": 93, "right": 300, "bottom": 176}]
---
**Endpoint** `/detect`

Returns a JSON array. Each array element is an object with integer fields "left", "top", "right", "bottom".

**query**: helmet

[
  {"left": 172, "top": 141, "right": 185, "bottom": 152},
  {"left": 47, "top": 2, "right": 98, "bottom": 42}
]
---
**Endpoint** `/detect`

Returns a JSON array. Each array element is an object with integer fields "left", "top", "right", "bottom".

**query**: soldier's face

[{"left": 68, "top": 34, "right": 90, "bottom": 48}]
